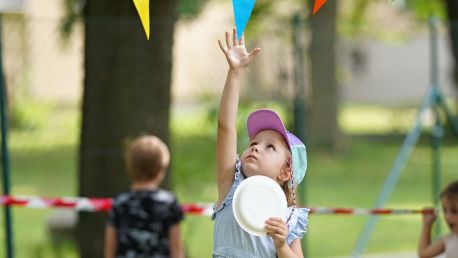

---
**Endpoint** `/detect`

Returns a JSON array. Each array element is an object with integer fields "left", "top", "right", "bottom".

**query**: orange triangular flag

[
  {"left": 133, "top": 0, "right": 150, "bottom": 39},
  {"left": 312, "top": 0, "right": 327, "bottom": 15}
]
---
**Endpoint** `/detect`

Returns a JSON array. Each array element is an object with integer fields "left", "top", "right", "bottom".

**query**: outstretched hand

[{"left": 218, "top": 28, "right": 261, "bottom": 71}]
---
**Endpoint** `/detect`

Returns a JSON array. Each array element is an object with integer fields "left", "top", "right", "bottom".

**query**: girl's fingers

[
  {"left": 239, "top": 33, "right": 245, "bottom": 45},
  {"left": 248, "top": 48, "right": 261, "bottom": 59},
  {"left": 266, "top": 228, "right": 287, "bottom": 240},
  {"left": 266, "top": 217, "right": 285, "bottom": 226},
  {"left": 225, "top": 31, "right": 231, "bottom": 49},
  {"left": 233, "top": 28, "right": 238, "bottom": 46},
  {"left": 266, "top": 229, "right": 287, "bottom": 236},
  {"left": 266, "top": 221, "right": 283, "bottom": 228},
  {"left": 265, "top": 224, "right": 287, "bottom": 235},
  {"left": 266, "top": 224, "right": 287, "bottom": 232},
  {"left": 218, "top": 40, "right": 227, "bottom": 54},
  {"left": 243, "top": 48, "right": 261, "bottom": 65},
  {"left": 267, "top": 217, "right": 285, "bottom": 223}
]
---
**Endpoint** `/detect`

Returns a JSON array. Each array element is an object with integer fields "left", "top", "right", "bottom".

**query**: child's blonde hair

[
  {"left": 282, "top": 179, "right": 295, "bottom": 207},
  {"left": 125, "top": 135, "right": 170, "bottom": 182},
  {"left": 279, "top": 145, "right": 295, "bottom": 207}
]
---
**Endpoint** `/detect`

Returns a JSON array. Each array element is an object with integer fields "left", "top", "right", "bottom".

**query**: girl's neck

[{"left": 131, "top": 180, "right": 160, "bottom": 191}]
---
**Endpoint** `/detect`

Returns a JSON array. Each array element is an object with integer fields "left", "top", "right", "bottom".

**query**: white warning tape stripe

[{"left": 0, "top": 195, "right": 436, "bottom": 216}]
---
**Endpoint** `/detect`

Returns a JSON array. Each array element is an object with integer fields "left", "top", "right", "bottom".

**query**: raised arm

[
  {"left": 216, "top": 29, "right": 260, "bottom": 207},
  {"left": 417, "top": 210, "right": 445, "bottom": 258}
]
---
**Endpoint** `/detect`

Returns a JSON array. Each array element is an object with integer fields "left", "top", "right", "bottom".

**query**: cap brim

[{"left": 247, "top": 109, "right": 289, "bottom": 146}]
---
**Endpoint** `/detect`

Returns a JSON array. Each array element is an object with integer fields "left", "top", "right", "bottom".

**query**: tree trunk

[
  {"left": 445, "top": 0, "right": 458, "bottom": 110},
  {"left": 307, "top": 0, "right": 341, "bottom": 149},
  {"left": 77, "top": 0, "right": 177, "bottom": 257}
]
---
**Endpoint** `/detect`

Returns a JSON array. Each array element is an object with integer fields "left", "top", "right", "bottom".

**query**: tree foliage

[
  {"left": 405, "top": 0, "right": 445, "bottom": 20},
  {"left": 60, "top": 0, "right": 209, "bottom": 40}
]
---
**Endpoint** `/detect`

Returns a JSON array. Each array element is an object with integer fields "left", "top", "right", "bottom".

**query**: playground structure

[{"left": 352, "top": 17, "right": 458, "bottom": 257}]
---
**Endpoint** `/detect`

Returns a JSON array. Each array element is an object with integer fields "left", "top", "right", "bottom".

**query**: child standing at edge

[
  {"left": 212, "top": 28, "right": 309, "bottom": 258},
  {"left": 104, "top": 135, "right": 184, "bottom": 258},
  {"left": 418, "top": 180, "right": 458, "bottom": 258}
]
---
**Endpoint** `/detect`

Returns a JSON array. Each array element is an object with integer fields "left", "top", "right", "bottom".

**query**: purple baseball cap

[{"left": 247, "top": 109, "right": 307, "bottom": 186}]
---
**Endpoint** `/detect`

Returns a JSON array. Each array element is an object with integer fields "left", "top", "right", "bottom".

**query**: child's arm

[
  {"left": 216, "top": 29, "right": 260, "bottom": 207},
  {"left": 169, "top": 223, "right": 184, "bottom": 258},
  {"left": 104, "top": 224, "right": 117, "bottom": 258},
  {"left": 417, "top": 210, "right": 445, "bottom": 258},
  {"left": 265, "top": 218, "right": 303, "bottom": 258}
]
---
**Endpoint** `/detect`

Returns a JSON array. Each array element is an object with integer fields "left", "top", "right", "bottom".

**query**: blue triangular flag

[{"left": 232, "top": 0, "right": 256, "bottom": 40}]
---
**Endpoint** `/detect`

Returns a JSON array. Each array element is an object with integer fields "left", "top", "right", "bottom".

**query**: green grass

[{"left": 1, "top": 104, "right": 457, "bottom": 258}]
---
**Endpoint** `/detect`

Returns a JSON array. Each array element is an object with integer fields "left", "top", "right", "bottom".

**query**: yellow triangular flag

[{"left": 133, "top": 0, "right": 150, "bottom": 40}]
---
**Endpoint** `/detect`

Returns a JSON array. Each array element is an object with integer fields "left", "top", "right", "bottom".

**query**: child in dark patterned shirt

[{"left": 104, "top": 135, "right": 184, "bottom": 258}]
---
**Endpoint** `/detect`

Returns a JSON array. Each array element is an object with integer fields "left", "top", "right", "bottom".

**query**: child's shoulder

[
  {"left": 112, "top": 188, "right": 179, "bottom": 207},
  {"left": 151, "top": 188, "right": 179, "bottom": 203}
]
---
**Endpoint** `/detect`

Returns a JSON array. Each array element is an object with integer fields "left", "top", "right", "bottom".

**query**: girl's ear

[{"left": 277, "top": 163, "right": 292, "bottom": 182}]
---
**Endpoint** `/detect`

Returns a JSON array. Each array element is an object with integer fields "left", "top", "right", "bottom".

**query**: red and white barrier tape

[
  {"left": 308, "top": 207, "right": 434, "bottom": 215},
  {"left": 0, "top": 195, "right": 435, "bottom": 216},
  {"left": 0, "top": 195, "right": 113, "bottom": 212}
]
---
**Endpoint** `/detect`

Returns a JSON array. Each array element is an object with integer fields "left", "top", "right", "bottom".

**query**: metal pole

[
  {"left": 429, "top": 16, "right": 442, "bottom": 239},
  {"left": 431, "top": 18, "right": 458, "bottom": 136},
  {"left": 0, "top": 14, "right": 15, "bottom": 258},
  {"left": 292, "top": 12, "right": 308, "bottom": 257},
  {"left": 431, "top": 107, "right": 442, "bottom": 238},
  {"left": 430, "top": 17, "right": 439, "bottom": 91}
]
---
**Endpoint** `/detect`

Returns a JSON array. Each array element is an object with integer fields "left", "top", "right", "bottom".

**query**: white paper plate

[{"left": 233, "top": 175, "right": 287, "bottom": 236}]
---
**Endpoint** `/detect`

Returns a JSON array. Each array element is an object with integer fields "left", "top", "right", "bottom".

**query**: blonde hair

[
  {"left": 282, "top": 178, "right": 295, "bottom": 207},
  {"left": 125, "top": 135, "right": 170, "bottom": 182},
  {"left": 278, "top": 140, "right": 295, "bottom": 207}
]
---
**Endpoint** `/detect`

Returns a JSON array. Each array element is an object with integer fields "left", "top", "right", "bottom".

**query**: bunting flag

[
  {"left": 232, "top": 0, "right": 256, "bottom": 40},
  {"left": 133, "top": 0, "right": 327, "bottom": 40},
  {"left": 133, "top": 0, "right": 150, "bottom": 39},
  {"left": 312, "top": 0, "right": 327, "bottom": 15}
]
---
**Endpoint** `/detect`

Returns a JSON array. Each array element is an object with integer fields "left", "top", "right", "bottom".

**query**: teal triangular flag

[{"left": 232, "top": 0, "right": 256, "bottom": 40}]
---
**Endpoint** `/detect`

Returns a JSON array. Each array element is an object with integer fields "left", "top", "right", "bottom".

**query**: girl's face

[
  {"left": 241, "top": 130, "right": 291, "bottom": 183},
  {"left": 441, "top": 196, "right": 458, "bottom": 234}
]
